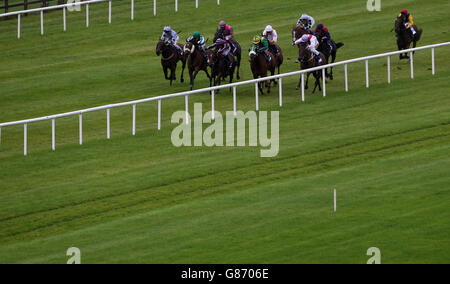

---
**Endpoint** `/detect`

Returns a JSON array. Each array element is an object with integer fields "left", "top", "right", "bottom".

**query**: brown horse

[
  {"left": 214, "top": 31, "right": 242, "bottom": 80},
  {"left": 296, "top": 42, "right": 326, "bottom": 94},
  {"left": 208, "top": 51, "right": 235, "bottom": 93},
  {"left": 156, "top": 40, "right": 186, "bottom": 86},
  {"left": 184, "top": 42, "right": 212, "bottom": 90},
  {"left": 268, "top": 44, "right": 284, "bottom": 76},
  {"left": 292, "top": 24, "right": 309, "bottom": 43},
  {"left": 395, "top": 16, "right": 422, "bottom": 60},
  {"left": 249, "top": 49, "right": 277, "bottom": 95}
]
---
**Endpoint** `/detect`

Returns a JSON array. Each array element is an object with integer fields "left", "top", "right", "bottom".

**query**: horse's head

[
  {"left": 184, "top": 42, "right": 195, "bottom": 56},
  {"left": 298, "top": 42, "right": 309, "bottom": 62},
  {"left": 292, "top": 24, "right": 307, "bottom": 42},
  {"left": 394, "top": 16, "right": 404, "bottom": 34},
  {"left": 156, "top": 40, "right": 165, "bottom": 56},
  {"left": 248, "top": 50, "right": 257, "bottom": 62}
]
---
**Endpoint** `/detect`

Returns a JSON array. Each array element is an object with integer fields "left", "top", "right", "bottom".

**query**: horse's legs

[
  {"left": 305, "top": 72, "right": 311, "bottom": 90},
  {"left": 163, "top": 66, "right": 169, "bottom": 80},
  {"left": 312, "top": 72, "right": 321, "bottom": 93},
  {"left": 236, "top": 53, "right": 241, "bottom": 80},
  {"left": 330, "top": 51, "right": 337, "bottom": 80},
  {"left": 180, "top": 59, "right": 186, "bottom": 83}
]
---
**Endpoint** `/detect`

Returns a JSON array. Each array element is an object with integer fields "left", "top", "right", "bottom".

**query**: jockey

[
  {"left": 161, "top": 26, "right": 183, "bottom": 54},
  {"left": 399, "top": 9, "right": 416, "bottom": 36},
  {"left": 187, "top": 31, "right": 208, "bottom": 63},
  {"left": 251, "top": 35, "right": 271, "bottom": 63},
  {"left": 293, "top": 34, "right": 322, "bottom": 63},
  {"left": 217, "top": 20, "right": 236, "bottom": 53},
  {"left": 207, "top": 38, "right": 233, "bottom": 69},
  {"left": 296, "top": 13, "right": 315, "bottom": 33},
  {"left": 262, "top": 25, "right": 279, "bottom": 56},
  {"left": 315, "top": 22, "right": 333, "bottom": 53}
]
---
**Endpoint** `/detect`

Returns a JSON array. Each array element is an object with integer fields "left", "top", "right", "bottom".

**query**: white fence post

[
  {"left": 211, "top": 91, "right": 215, "bottom": 120},
  {"left": 279, "top": 77, "right": 282, "bottom": 107},
  {"left": 131, "top": 0, "right": 134, "bottom": 20},
  {"left": 175, "top": 0, "right": 178, "bottom": 12},
  {"left": 432, "top": 48, "right": 435, "bottom": 75},
  {"left": 17, "top": 14, "right": 21, "bottom": 39},
  {"left": 52, "top": 119, "right": 55, "bottom": 151},
  {"left": 301, "top": 73, "right": 305, "bottom": 102},
  {"left": 79, "top": 113, "right": 83, "bottom": 145},
  {"left": 185, "top": 95, "right": 189, "bottom": 124},
  {"left": 255, "top": 83, "right": 259, "bottom": 111},
  {"left": 334, "top": 188, "right": 336, "bottom": 212},
  {"left": 218, "top": 0, "right": 220, "bottom": 5},
  {"left": 86, "top": 4, "right": 89, "bottom": 27},
  {"left": 63, "top": 7, "right": 66, "bottom": 31},
  {"left": 132, "top": 104, "right": 136, "bottom": 135},
  {"left": 322, "top": 69, "right": 326, "bottom": 97},
  {"left": 107, "top": 108, "right": 110, "bottom": 139},
  {"left": 0, "top": 127, "right": 2, "bottom": 146},
  {"left": 196, "top": 0, "right": 198, "bottom": 8},
  {"left": 233, "top": 86, "right": 237, "bottom": 116},
  {"left": 158, "top": 100, "right": 161, "bottom": 130},
  {"left": 40, "top": 10, "right": 44, "bottom": 35},
  {"left": 410, "top": 52, "right": 414, "bottom": 79},
  {"left": 344, "top": 64, "right": 348, "bottom": 92},
  {"left": 24, "top": 124, "right": 27, "bottom": 156},
  {"left": 365, "top": 60, "right": 369, "bottom": 88},
  {"left": 387, "top": 56, "right": 391, "bottom": 84},
  {"left": 108, "top": 0, "right": 112, "bottom": 24},
  {"left": 154, "top": 0, "right": 157, "bottom": 16}
]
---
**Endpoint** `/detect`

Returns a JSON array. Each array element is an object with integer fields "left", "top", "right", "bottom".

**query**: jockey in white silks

[
  {"left": 293, "top": 34, "right": 322, "bottom": 63},
  {"left": 161, "top": 26, "right": 183, "bottom": 54},
  {"left": 296, "top": 14, "right": 315, "bottom": 33},
  {"left": 262, "top": 25, "right": 279, "bottom": 56}
]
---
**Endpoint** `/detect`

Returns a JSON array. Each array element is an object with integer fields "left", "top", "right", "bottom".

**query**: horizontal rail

[
  {"left": 0, "top": 42, "right": 449, "bottom": 128},
  {"left": 0, "top": 0, "right": 109, "bottom": 17}
]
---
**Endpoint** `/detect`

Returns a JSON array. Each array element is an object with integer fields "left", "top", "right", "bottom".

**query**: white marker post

[{"left": 334, "top": 188, "right": 337, "bottom": 212}]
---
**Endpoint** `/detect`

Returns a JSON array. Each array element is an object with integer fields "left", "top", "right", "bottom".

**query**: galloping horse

[
  {"left": 184, "top": 42, "right": 211, "bottom": 90},
  {"left": 316, "top": 37, "right": 344, "bottom": 80},
  {"left": 296, "top": 41, "right": 326, "bottom": 94},
  {"left": 249, "top": 49, "right": 277, "bottom": 95},
  {"left": 269, "top": 45, "right": 284, "bottom": 76},
  {"left": 394, "top": 16, "right": 422, "bottom": 60},
  {"left": 292, "top": 24, "right": 309, "bottom": 43},
  {"left": 209, "top": 51, "right": 235, "bottom": 92},
  {"left": 156, "top": 40, "right": 186, "bottom": 86},
  {"left": 214, "top": 31, "right": 242, "bottom": 80}
]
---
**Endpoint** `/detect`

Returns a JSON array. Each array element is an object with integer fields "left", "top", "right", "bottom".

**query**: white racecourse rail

[
  {"left": 0, "top": 0, "right": 221, "bottom": 38},
  {"left": 0, "top": 42, "right": 449, "bottom": 156}
]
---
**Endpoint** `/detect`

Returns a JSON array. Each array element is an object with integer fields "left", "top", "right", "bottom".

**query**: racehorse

[
  {"left": 214, "top": 31, "right": 242, "bottom": 80},
  {"left": 316, "top": 36, "right": 344, "bottom": 80},
  {"left": 248, "top": 49, "right": 277, "bottom": 95},
  {"left": 268, "top": 45, "right": 284, "bottom": 76},
  {"left": 183, "top": 41, "right": 212, "bottom": 90},
  {"left": 208, "top": 51, "right": 236, "bottom": 93},
  {"left": 296, "top": 41, "right": 326, "bottom": 94},
  {"left": 394, "top": 16, "right": 422, "bottom": 60},
  {"left": 156, "top": 40, "right": 186, "bottom": 86},
  {"left": 292, "top": 24, "right": 309, "bottom": 42}
]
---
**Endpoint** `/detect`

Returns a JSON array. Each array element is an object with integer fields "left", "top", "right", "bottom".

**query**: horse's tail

[{"left": 336, "top": 42, "right": 344, "bottom": 49}]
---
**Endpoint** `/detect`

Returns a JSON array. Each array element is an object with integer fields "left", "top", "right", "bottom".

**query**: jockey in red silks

[{"left": 217, "top": 20, "right": 236, "bottom": 53}]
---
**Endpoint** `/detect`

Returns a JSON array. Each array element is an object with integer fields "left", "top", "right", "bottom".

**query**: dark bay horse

[
  {"left": 316, "top": 36, "right": 344, "bottom": 80},
  {"left": 184, "top": 42, "right": 212, "bottom": 90},
  {"left": 156, "top": 40, "right": 186, "bottom": 86},
  {"left": 268, "top": 44, "right": 284, "bottom": 76},
  {"left": 249, "top": 49, "right": 277, "bottom": 95},
  {"left": 208, "top": 51, "right": 235, "bottom": 92},
  {"left": 214, "top": 31, "right": 242, "bottom": 80},
  {"left": 395, "top": 16, "right": 422, "bottom": 60},
  {"left": 296, "top": 42, "right": 326, "bottom": 94},
  {"left": 292, "top": 24, "right": 309, "bottom": 42}
]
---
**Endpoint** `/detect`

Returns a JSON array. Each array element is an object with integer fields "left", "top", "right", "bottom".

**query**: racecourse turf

[{"left": 0, "top": 0, "right": 449, "bottom": 263}]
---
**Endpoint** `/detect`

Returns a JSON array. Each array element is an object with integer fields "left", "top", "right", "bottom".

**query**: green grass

[{"left": 0, "top": 0, "right": 449, "bottom": 263}]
